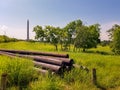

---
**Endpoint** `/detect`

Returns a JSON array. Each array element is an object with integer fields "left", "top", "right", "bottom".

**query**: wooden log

[
  {"left": 0, "top": 51, "right": 64, "bottom": 74},
  {"left": 34, "top": 67, "right": 48, "bottom": 74},
  {"left": 34, "top": 68, "right": 55, "bottom": 75},
  {"left": 51, "top": 57, "right": 74, "bottom": 66},
  {"left": 19, "top": 54, "right": 73, "bottom": 66},
  {"left": 0, "top": 51, "right": 65, "bottom": 67},
  {"left": 19, "top": 55, "right": 65, "bottom": 66},
  {"left": 33, "top": 61, "right": 62, "bottom": 73},
  {"left": 0, "top": 51, "right": 16, "bottom": 58},
  {"left": 0, "top": 49, "right": 69, "bottom": 58}
]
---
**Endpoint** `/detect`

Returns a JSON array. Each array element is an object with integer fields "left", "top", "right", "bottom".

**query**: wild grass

[
  {"left": 0, "top": 41, "right": 120, "bottom": 90},
  {"left": 0, "top": 55, "right": 36, "bottom": 89}
]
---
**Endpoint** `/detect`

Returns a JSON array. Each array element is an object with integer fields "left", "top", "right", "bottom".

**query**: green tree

[
  {"left": 74, "top": 24, "right": 100, "bottom": 52},
  {"left": 57, "top": 28, "right": 67, "bottom": 50},
  {"left": 44, "top": 26, "right": 59, "bottom": 50},
  {"left": 33, "top": 25, "right": 45, "bottom": 42},
  {"left": 63, "top": 19, "right": 83, "bottom": 50},
  {"left": 108, "top": 24, "right": 120, "bottom": 54}
]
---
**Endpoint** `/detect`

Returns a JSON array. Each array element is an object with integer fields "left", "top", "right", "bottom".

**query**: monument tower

[{"left": 27, "top": 19, "right": 29, "bottom": 41}]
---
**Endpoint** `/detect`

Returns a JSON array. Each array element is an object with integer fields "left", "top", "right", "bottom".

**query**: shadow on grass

[
  {"left": 96, "top": 83, "right": 107, "bottom": 90},
  {"left": 83, "top": 50, "right": 112, "bottom": 55}
]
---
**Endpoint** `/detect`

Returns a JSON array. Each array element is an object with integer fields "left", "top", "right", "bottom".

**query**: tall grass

[
  {"left": 0, "top": 41, "right": 120, "bottom": 89},
  {"left": 29, "top": 68, "right": 98, "bottom": 90},
  {"left": 0, "top": 55, "right": 36, "bottom": 89}
]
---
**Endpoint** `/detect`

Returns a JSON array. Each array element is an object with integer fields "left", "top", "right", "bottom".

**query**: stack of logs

[{"left": 0, "top": 49, "right": 74, "bottom": 75}]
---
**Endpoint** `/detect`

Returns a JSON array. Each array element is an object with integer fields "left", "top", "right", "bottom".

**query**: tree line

[
  {"left": 33, "top": 19, "right": 100, "bottom": 52},
  {"left": 0, "top": 35, "right": 17, "bottom": 43},
  {"left": 33, "top": 19, "right": 120, "bottom": 54}
]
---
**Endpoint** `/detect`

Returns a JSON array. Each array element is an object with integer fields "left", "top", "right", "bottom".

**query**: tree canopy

[
  {"left": 33, "top": 19, "right": 100, "bottom": 51},
  {"left": 74, "top": 24, "right": 100, "bottom": 51}
]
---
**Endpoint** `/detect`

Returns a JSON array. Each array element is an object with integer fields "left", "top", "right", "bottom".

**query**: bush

[{"left": 0, "top": 56, "right": 36, "bottom": 88}]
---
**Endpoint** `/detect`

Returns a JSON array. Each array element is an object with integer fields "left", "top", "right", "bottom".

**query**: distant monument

[{"left": 27, "top": 19, "right": 29, "bottom": 41}]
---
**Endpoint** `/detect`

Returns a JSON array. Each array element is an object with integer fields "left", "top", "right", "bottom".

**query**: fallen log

[
  {"left": 34, "top": 67, "right": 55, "bottom": 75},
  {"left": 33, "top": 61, "right": 63, "bottom": 73},
  {"left": 0, "top": 51, "right": 72, "bottom": 67},
  {"left": 0, "top": 51, "right": 64, "bottom": 73},
  {"left": 20, "top": 55, "right": 65, "bottom": 66},
  {"left": 34, "top": 67, "right": 48, "bottom": 74},
  {"left": 0, "top": 49, "right": 69, "bottom": 58},
  {"left": 0, "top": 51, "right": 65, "bottom": 67},
  {"left": 20, "top": 54, "right": 73, "bottom": 66},
  {"left": 51, "top": 57, "right": 74, "bottom": 66},
  {"left": 0, "top": 51, "right": 16, "bottom": 58}
]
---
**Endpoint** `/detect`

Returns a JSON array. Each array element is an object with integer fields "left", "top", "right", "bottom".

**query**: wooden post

[
  {"left": 1, "top": 73, "right": 7, "bottom": 90},
  {"left": 92, "top": 68, "right": 97, "bottom": 85}
]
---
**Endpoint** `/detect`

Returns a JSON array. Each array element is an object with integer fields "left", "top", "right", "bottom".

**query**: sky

[{"left": 0, "top": 0, "right": 120, "bottom": 40}]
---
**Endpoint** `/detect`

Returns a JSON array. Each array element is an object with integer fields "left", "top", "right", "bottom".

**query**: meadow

[{"left": 0, "top": 41, "right": 120, "bottom": 90}]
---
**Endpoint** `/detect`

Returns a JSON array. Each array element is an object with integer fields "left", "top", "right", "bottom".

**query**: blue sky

[{"left": 0, "top": 0, "right": 120, "bottom": 40}]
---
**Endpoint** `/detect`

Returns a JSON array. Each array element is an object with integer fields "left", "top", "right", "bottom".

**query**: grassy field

[{"left": 0, "top": 41, "right": 120, "bottom": 90}]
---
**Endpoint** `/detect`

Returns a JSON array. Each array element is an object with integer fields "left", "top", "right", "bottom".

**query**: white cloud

[
  {"left": 100, "top": 21, "right": 120, "bottom": 40},
  {"left": 0, "top": 25, "right": 8, "bottom": 30},
  {"left": 0, "top": 25, "right": 8, "bottom": 35}
]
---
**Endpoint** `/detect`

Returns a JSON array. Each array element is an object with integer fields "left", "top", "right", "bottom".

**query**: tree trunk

[
  {"left": 55, "top": 45, "right": 58, "bottom": 51},
  {"left": 73, "top": 45, "right": 77, "bottom": 52},
  {"left": 83, "top": 48, "right": 85, "bottom": 52},
  {"left": 69, "top": 44, "right": 71, "bottom": 51},
  {"left": 61, "top": 43, "right": 63, "bottom": 51}
]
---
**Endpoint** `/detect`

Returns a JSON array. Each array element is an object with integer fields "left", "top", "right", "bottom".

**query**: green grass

[
  {"left": 0, "top": 41, "right": 120, "bottom": 90},
  {"left": 0, "top": 55, "right": 36, "bottom": 89}
]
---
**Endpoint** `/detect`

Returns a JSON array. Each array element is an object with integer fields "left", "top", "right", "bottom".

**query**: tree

[
  {"left": 108, "top": 24, "right": 120, "bottom": 54},
  {"left": 33, "top": 25, "right": 45, "bottom": 42},
  {"left": 63, "top": 19, "right": 83, "bottom": 50},
  {"left": 74, "top": 26, "right": 89, "bottom": 51},
  {"left": 74, "top": 24, "right": 100, "bottom": 52},
  {"left": 57, "top": 28, "right": 67, "bottom": 50},
  {"left": 107, "top": 24, "right": 120, "bottom": 40},
  {"left": 44, "top": 26, "right": 59, "bottom": 50},
  {"left": 88, "top": 24, "right": 100, "bottom": 47}
]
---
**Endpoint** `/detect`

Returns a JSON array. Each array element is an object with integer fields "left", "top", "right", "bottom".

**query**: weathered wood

[
  {"left": 34, "top": 67, "right": 48, "bottom": 74},
  {"left": 51, "top": 57, "right": 74, "bottom": 66},
  {"left": 92, "top": 68, "right": 97, "bottom": 85},
  {"left": 0, "top": 49, "right": 69, "bottom": 58},
  {"left": 1, "top": 73, "right": 7, "bottom": 90},
  {"left": 33, "top": 61, "right": 63, "bottom": 73},
  {"left": 0, "top": 51, "right": 65, "bottom": 66},
  {"left": 0, "top": 51, "right": 64, "bottom": 74},
  {"left": 0, "top": 51, "right": 72, "bottom": 67},
  {"left": 20, "top": 55, "right": 65, "bottom": 66}
]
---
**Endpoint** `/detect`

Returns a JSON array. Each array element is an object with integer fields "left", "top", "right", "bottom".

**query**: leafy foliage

[
  {"left": 33, "top": 19, "right": 100, "bottom": 51},
  {"left": 74, "top": 24, "right": 100, "bottom": 51},
  {"left": 108, "top": 24, "right": 120, "bottom": 54}
]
